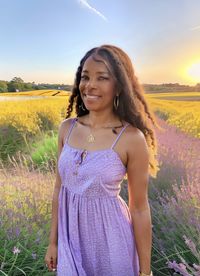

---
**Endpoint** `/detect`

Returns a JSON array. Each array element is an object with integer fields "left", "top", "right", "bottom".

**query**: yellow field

[
  {"left": 0, "top": 89, "right": 71, "bottom": 97},
  {"left": 146, "top": 92, "right": 200, "bottom": 138},
  {"left": 0, "top": 90, "right": 199, "bottom": 138},
  {"left": 0, "top": 97, "right": 70, "bottom": 135},
  {"left": 152, "top": 92, "right": 199, "bottom": 96},
  {"left": 147, "top": 91, "right": 200, "bottom": 100}
]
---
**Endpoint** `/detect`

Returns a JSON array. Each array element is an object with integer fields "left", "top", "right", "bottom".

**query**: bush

[{"left": 30, "top": 130, "right": 58, "bottom": 172}]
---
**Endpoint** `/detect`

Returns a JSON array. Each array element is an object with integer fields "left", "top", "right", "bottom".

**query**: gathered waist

[{"left": 60, "top": 184, "right": 121, "bottom": 199}]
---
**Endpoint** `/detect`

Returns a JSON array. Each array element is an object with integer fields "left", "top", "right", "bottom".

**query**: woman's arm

[
  {"left": 126, "top": 128, "right": 152, "bottom": 275},
  {"left": 45, "top": 119, "right": 71, "bottom": 271}
]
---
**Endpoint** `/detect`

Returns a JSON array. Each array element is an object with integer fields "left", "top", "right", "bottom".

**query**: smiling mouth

[{"left": 83, "top": 94, "right": 101, "bottom": 100}]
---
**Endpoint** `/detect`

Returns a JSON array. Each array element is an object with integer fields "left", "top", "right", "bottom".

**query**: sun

[{"left": 187, "top": 61, "right": 200, "bottom": 83}]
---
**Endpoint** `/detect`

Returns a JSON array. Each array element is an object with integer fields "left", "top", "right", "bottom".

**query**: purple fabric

[{"left": 57, "top": 117, "right": 139, "bottom": 275}]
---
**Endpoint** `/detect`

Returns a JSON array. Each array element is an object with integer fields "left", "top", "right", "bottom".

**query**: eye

[
  {"left": 80, "top": 75, "right": 89, "bottom": 80},
  {"left": 98, "top": 76, "right": 109, "bottom": 80}
]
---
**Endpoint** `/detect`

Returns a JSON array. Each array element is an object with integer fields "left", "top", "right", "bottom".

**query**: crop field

[
  {"left": 146, "top": 92, "right": 200, "bottom": 138},
  {"left": 0, "top": 89, "right": 71, "bottom": 97}
]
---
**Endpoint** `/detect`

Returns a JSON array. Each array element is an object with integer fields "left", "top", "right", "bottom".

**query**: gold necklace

[
  {"left": 87, "top": 133, "right": 95, "bottom": 143},
  {"left": 76, "top": 118, "right": 124, "bottom": 143}
]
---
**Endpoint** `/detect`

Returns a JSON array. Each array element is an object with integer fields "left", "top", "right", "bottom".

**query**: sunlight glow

[{"left": 187, "top": 62, "right": 200, "bottom": 83}]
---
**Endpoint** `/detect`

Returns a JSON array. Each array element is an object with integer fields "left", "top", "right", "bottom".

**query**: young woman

[{"left": 45, "top": 44, "right": 161, "bottom": 276}]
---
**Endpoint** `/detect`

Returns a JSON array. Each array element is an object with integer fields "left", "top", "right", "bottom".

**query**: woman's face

[{"left": 79, "top": 55, "right": 117, "bottom": 112}]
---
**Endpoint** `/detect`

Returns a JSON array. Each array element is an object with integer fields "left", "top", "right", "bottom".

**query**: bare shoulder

[
  {"left": 125, "top": 124, "right": 149, "bottom": 158},
  {"left": 58, "top": 117, "right": 75, "bottom": 146}
]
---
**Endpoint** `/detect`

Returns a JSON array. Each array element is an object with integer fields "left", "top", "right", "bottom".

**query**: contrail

[
  {"left": 78, "top": 0, "right": 107, "bottom": 21},
  {"left": 190, "top": 25, "right": 200, "bottom": 31}
]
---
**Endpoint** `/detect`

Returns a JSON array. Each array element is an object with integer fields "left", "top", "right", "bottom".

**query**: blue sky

[{"left": 0, "top": 0, "right": 200, "bottom": 85}]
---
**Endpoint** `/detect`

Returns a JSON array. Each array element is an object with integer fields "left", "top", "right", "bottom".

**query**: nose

[{"left": 85, "top": 78, "right": 97, "bottom": 89}]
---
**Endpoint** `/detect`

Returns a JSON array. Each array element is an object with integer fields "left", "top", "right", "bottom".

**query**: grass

[
  {"left": 30, "top": 130, "right": 58, "bottom": 172},
  {"left": 0, "top": 154, "right": 55, "bottom": 275}
]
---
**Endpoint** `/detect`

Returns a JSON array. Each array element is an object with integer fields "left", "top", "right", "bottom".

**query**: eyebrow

[{"left": 82, "top": 70, "right": 109, "bottom": 74}]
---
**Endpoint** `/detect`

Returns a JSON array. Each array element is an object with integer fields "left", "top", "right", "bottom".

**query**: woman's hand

[{"left": 44, "top": 243, "right": 58, "bottom": 272}]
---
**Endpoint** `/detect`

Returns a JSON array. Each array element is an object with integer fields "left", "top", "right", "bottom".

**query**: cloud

[
  {"left": 78, "top": 0, "right": 107, "bottom": 21},
  {"left": 190, "top": 25, "right": 200, "bottom": 31}
]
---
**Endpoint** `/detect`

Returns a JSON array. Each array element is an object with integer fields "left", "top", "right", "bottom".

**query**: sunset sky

[{"left": 0, "top": 0, "right": 200, "bottom": 85}]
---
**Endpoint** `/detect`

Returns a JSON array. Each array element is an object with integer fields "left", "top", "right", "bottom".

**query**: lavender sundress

[{"left": 57, "top": 117, "right": 139, "bottom": 275}]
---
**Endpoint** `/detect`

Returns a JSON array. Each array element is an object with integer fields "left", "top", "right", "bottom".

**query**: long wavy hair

[{"left": 65, "top": 44, "right": 163, "bottom": 178}]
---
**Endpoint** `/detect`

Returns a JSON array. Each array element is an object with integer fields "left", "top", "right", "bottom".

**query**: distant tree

[
  {"left": 7, "top": 82, "right": 23, "bottom": 92},
  {"left": 24, "top": 83, "right": 33, "bottom": 91},
  {"left": 7, "top": 77, "right": 24, "bottom": 92},
  {"left": 11, "top": 77, "right": 24, "bottom": 83},
  {"left": 37, "top": 85, "right": 47, "bottom": 90},
  {"left": 0, "top": 81, "right": 8, "bottom": 92}
]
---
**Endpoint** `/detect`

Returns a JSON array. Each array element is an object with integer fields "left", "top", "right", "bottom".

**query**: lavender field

[
  {"left": 0, "top": 116, "right": 200, "bottom": 275},
  {"left": 149, "top": 118, "right": 200, "bottom": 275}
]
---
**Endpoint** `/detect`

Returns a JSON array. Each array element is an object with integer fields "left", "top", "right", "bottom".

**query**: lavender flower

[
  {"left": 12, "top": 246, "right": 21, "bottom": 254},
  {"left": 167, "top": 260, "right": 192, "bottom": 276},
  {"left": 32, "top": 253, "right": 37, "bottom": 259},
  {"left": 193, "top": 263, "right": 200, "bottom": 270},
  {"left": 15, "top": 226, "right": 20, "bottom": 237},
  {"left": 183, "top": 235, "right": 198, "bottom": 256}
]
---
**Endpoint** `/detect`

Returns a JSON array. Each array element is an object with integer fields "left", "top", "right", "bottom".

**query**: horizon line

[{"left": 0, "top": 79, "right": 199, "bottom": 87}]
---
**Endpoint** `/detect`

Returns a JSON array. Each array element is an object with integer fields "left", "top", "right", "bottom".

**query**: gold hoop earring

[{"left": 114, "top": 95, "right": 119, "bottom": 110}]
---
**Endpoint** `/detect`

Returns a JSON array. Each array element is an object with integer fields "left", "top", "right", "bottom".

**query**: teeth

[{"left": 84, "top": 94, "right": 100, "bottom": 99}]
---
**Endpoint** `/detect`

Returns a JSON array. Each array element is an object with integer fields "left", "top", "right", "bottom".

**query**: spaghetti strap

[
  {"left": 64, "top": 117, "right": 77, "bottom": 144},
  {"left": 111, "top": 123, "right": 130, "bottom": 150}
]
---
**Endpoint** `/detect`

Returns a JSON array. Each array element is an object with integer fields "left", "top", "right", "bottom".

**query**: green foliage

[
  {"left": 23, "top": 83, "right": 33, "bottom": 91},
  {"left": 5, "top": 77, "right": 36, "bottom": 92},
  {"left": 0, "top": 80, "right": 8, "bottom": 92},
  {"left": 30, "top": 131, "right": 58, "bottom": 172},
  {"left": 0, "top": 234, "right": 53, "bottom": 275},
  {"left": 0, "top": 125, "right": 25, "bottom": 163},
  {"left": 7, "top": 77, "right": 24, "bottom": 92},
  {"left": 0, "top": 77, "right": 72, "bottom": 93},
  {"left": 0, "top": 165, "right": 55, "bottom": 275}
]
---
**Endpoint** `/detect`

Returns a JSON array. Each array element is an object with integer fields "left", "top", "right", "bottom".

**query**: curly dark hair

[{"left": 65, "top": 44, "right": 163, "bottom": 178}]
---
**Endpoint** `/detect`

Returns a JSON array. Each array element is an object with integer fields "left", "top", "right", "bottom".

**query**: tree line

[
  {"left": 143, "top": 83, "right": 200, "bottom": 93},
  {"left": 0, "top": 77, "right": 200, "bottom": 93},
  {"left": 0, "top": 77, "right": 72, "bottom": 93}
]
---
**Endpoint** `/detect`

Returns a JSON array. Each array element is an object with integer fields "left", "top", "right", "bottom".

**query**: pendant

[{"left": 87, "top": 133, "right": 95, "bottom": 143}]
